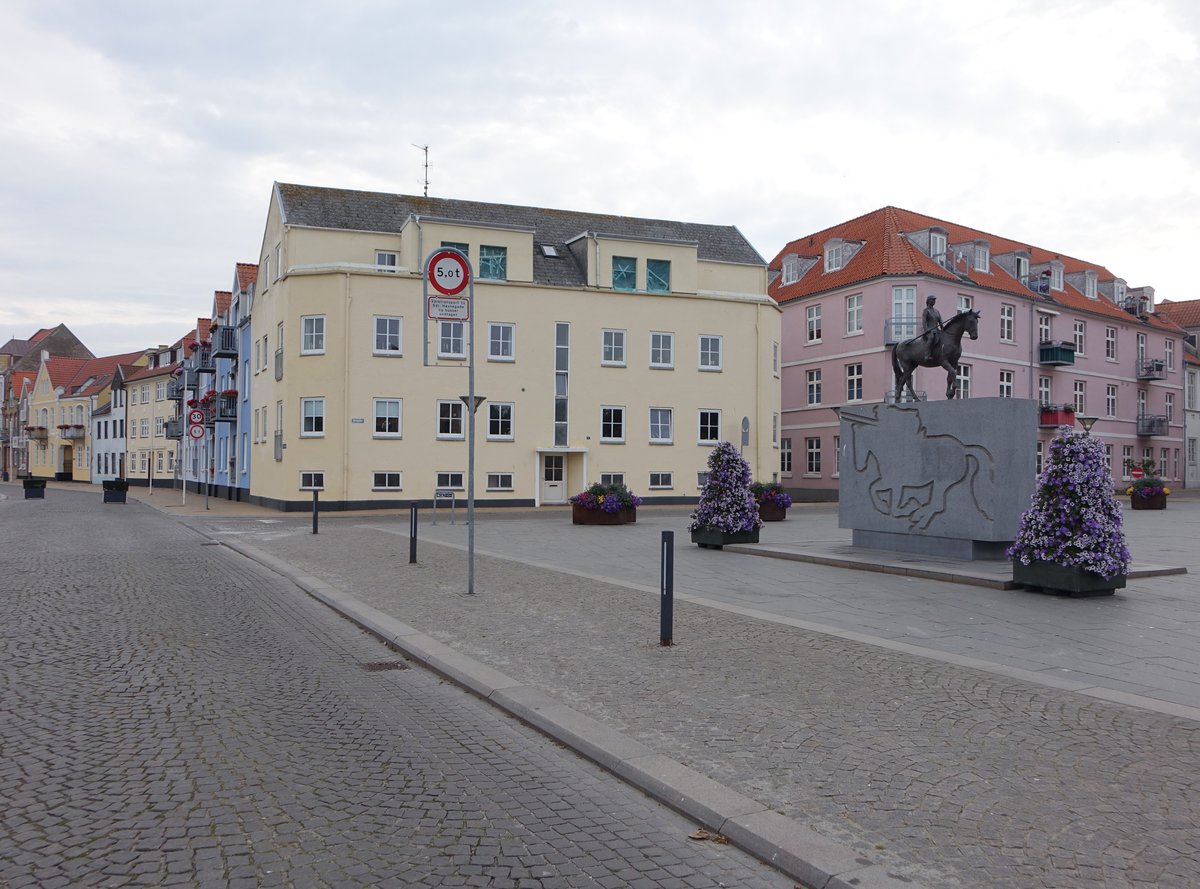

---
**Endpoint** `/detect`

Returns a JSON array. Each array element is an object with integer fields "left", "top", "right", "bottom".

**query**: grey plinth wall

[{"left": 838, "top": 399, "right": 1037, "bottom": 560}]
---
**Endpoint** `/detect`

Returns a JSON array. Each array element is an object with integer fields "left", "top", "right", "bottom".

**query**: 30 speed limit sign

[{"left": 188, "top": 409, "right": 205, "bottom": 424}]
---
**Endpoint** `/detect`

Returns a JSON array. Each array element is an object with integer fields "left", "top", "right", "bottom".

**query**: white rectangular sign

[{"left": 427, "top": 295, "right": 471, "bottom": 321}]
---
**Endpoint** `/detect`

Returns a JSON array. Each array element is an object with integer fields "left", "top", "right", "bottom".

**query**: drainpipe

[{"left": 343, "top": 271, "right": 352, "bottom": 505}]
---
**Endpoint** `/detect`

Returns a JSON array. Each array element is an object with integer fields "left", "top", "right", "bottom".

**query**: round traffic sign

[
  {"left": 1131, "top": 466, "right": 1144, "bottom": 479},
  {"left": 427, "top": 249, "right": 470, "bottom": 296},
  {"left": 188, "top": 409, "right": 205, "bottom": 424},
  {"left": 188, "top": 424, "right": 206, "bottom": 440}
]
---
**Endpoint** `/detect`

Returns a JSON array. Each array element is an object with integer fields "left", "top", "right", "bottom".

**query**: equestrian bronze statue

[{"left": 892, "top": 309, "right": 981, "bottom": 401}]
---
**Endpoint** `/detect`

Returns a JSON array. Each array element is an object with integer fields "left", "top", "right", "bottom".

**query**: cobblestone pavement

[
  {"left": 0, "top": 490, "right": 794, "bottom": 889},
  {"left": 198, "top": 509, "right": 1200, "bottom": 889}
]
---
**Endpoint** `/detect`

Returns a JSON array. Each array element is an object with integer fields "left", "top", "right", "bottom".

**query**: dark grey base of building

[{"left": 853, "top": 529, "right": 1013, "bottom": 561}]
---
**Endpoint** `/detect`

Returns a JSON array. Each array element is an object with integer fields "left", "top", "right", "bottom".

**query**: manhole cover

[{"left": 360, "top": 660, "right": 409, "bottom": 672}]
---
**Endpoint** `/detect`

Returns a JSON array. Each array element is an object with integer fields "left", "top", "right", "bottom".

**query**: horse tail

[{"left": 966, "top": 448, "right": 994, "bottom": 522}]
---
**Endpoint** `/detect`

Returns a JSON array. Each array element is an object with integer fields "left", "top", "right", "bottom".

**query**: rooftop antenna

[{"left": 412, "top": 144, "right": 430, "bottom": 197}]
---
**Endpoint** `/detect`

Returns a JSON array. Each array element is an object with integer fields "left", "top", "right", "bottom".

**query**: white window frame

[
  {"left": 487, "top": 402, "right": 514, "bottom": 441},
  {"left": 806, "top": 304, "right": 822, "bottom": 343},
  {"left": 956, "top": 364, "right": 972, "bottom": 399},
  {"left": 1105, "top": 327, "right": 1117, "bottom": 361},
  {"left": 301, "top": 397, "right": 325, "bottom": 437},
  {"left": 375, "top": 251, "right": 398, "bottom": 272},
  {"left": 845, "top": 363, "right": 863, "bottom": 402},
  {"left": 301, "top": 315, "right": 326, "bottom": 355},
  {"left": 299, "top": 471, "right": 324, "bottom": 490},
  {"left": 649, "top": 332, "right": 674, "bottom": 369},
  {"left": 1038, "top": 314, "right": 1052, "bottom": 343},
  {"left": 807, "top": 369, "right": 822, "bottom": 406},
  {"left": 602, "top": 329, "right": 626, "bottom": 366},
  {"left": 649, "top": 471, "right": 673, "bottom": 489},
  {"left": 439, "top": 321, "right": 466, "bottom": 359},
  {"left": 373, "top": 471, "right": 403, "bottom": 490},
  {"left": 488, "top": 322, "right": 515, "bottom": 362},
  {"left": 373, "top": 316, "right": 403, "bottom": 356},
  {"left": 1073, "top": 320, "right": 1086, "bottom": 355},
  {"left": 436, "top": 400, "right": 465, "bottom": 440},
  {"left": 1106, "top": 385, "right": 1118, "bottom": 418},
  {"left": 698, "top": 335, "right": 723, "bottom": 371},
  {"left": 600, "top": 406, "right": 625, "bottom": 444},
  {"left": 845, "top": 293, "right": 863, "bottom": 335},
  {"left": 436, "top": 471, "right": 465, "bottom": 490},
  {"left": 373, "top": 398, "right": 403, "bottom": 438},
  {"left": 973, "top": 243, "right": 989, "bottom": 272},
  {"left": 781, "top": 256, "right": 799, "bottom": 285},
  {"left": 648, "top": 407, "right": 673, "bottom": 444},
  {"left": 999, "top": 370, "right": 1014, "bottom": 398},
  {"left": 805, "top": 437, "right": 821, "bottom": 476},
  {"left": 1073, "top": 380, "right": 1086, "bottom": 414},
  {"left": 930, "top": 230, "right": 947, "bottom": 265},
  {"left": 1000, "top": 304, "right": 1015, "bottom": 343},
  {"left": 486, "top": 472, "right": 514, "bottom": 491},
  {"left": 780, "top": 437, "right": 793, "bottom": 476}
]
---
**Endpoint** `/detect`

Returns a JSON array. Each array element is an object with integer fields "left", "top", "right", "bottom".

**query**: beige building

[
  {"left": 124, "top": 356, "right": 181, "bottom": 488},
  {"left": 248, "top": 183, "right": 781, "bottom": 510}
]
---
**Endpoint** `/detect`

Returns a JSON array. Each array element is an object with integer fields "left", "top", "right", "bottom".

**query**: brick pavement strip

[
  {"left": 0, "top": 490, "right": 795, "bottom": 889},
  {"left": 215, "top": 515, "right": 1200, "bottom": 889}
]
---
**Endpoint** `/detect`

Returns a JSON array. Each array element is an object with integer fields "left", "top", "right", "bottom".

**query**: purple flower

[{"left": 689, "top": 442, "right": 763, "bottom": 533}]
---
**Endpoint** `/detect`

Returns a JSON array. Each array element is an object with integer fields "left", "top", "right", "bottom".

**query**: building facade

[
  {"left": 246, "top": 183, "right": 781, "bottom": 510},
  {"left": 768, "top": 206, "right": 1187, "bottom": 498}
]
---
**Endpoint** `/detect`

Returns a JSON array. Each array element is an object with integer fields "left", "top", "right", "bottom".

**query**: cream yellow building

[
  {"left": 249, "top": 183, "right": 782, "bottom": 510},
  {"left": 124, "top": 359, "right": 181, "bottom": 488}
]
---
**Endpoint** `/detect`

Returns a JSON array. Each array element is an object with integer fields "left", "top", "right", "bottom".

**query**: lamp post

[{"left": 1078, "top": 415, "right": 1099, "bottom": 436}]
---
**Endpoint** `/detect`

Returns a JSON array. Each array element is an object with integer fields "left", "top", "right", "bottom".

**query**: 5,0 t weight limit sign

[{"left": 427, "top": 248, "right": 470, "bottom": 296}]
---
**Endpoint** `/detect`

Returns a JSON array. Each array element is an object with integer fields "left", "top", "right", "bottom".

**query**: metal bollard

[
  {"left": 312, "top": 489, "right": 319, "bottom": 534},
  {"left": 409, "top": 503, "right": 418, "bottom": 564},
  {"left": 660, "top": 530, "right": 674, "bottom": 646}
]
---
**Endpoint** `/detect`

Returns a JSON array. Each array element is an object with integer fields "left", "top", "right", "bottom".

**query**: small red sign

[
  {"left": 1131, "top": 466, "right": 1144, "bottom": 479},
  {"left": 426, "top": 249, "right": 470, "bottom": 296}
]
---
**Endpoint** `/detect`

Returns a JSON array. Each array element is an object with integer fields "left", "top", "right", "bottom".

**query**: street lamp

[{"left": 1077, "top": 415, "right": 1099, "bottom": 436}]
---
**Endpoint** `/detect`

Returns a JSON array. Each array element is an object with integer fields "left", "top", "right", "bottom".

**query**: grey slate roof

[{"left": 276, "top": 183, "right": 765, "bottom": 290}]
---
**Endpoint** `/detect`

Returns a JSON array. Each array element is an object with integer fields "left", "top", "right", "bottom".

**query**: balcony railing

[
  {"left": 213, "top": 395, "right": 238, "bottom": 423},
  {"left": 165, "top": 418, "right": 183, "bottom": 439},
  {"left": 186, "top": 343, "right": 214, "bottom": 372},
  {"left": 274, "top": 430, "right": 284, "bottom": 461},
  {"left": 884, "top": 317, "right": 918, "bottom": 345},
  {"left": 274, "top": 348, "right": 284, "bottom": 381},
  {"left": 1038, "top": 404, "right": 1077, "bottom": 428},
  {"left": 1136, "top": 358, "right": 1167, "bottom": 381},
  {"left": 1136, "top": 414, "right": 1168, "bottom": 436},
  {"left": 1038, "top": 341, "right": 1076, "bottom": 366},
  {"left": 27, "top": 427, "right": 48, "bottom": 441},
  {"left": 59, "top": 426, "right": 86, "bottom": 440},
  {"left": 211, "top": 325, "right": 238, "bottom": 359}
]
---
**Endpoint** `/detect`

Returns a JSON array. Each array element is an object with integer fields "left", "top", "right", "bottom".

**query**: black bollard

[
  {"left": 660, "top": 530, "right": 674, "bottom": 646},
  {"left": 312, "top": 489, "right": 319, "bottom": 534},
  {"left": 409, "top": 503, "right": 418, "bottom": 564}
]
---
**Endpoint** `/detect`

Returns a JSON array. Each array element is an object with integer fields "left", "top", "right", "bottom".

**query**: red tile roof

[
  {"left": 125, "top": 360, "right": 180, "bottom": 382},
  {"left": 236, "top": 263, "right": 258, "bottom": 292},
  {"left": 213, "top": 290, "right": 232, "bottom": 317},
  {"left": 46, "top": 351, "right": 147, "bottom": 396},
  {"left": 768, "top": 206, "right": 1179, "bottom": 331},
  {"left": 1157, "top": 299, "right": 1200, "bottom": 329}
]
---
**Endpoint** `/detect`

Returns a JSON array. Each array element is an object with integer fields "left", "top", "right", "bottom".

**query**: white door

[{"left": 541, "top": 455, "right": 565, "bottom": 503}]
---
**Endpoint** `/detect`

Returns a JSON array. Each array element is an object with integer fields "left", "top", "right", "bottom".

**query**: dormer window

[
  {"left": 1015, "top": 253, "right": 1030, "bottom": 283},
  {"left": 1050, "top": 261, "right": 1064, "bottom": 292},
  {"left": 824, "top": 240, "right": 846, "bottom": 272},
  {"left": 973, "top": 241, "right": 990, "bottom": 272},
  {"left": 782, "top": 255, "right": 800, "bottom": 285},
  {"left": 1084, "top": 270, "right": 1098, "bottom": 299},
  {"left": 1114, "top": 280, "right": 1127, "bottom": 302},
  {"left": 930, "top": 230, "right": 948, "bottom": 266}
]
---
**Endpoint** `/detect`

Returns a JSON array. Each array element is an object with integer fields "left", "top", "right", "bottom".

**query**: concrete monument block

[{"left": 838, "top": 398, "right": 1037, "bottom": 560}]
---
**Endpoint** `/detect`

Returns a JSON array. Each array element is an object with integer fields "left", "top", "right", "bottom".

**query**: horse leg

[{"left": 944, "top": 364, "right": 957, "bottom": 399}]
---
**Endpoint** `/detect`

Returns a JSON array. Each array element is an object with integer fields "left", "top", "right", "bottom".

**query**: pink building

[{"left": 767, "top": 206, "right": 1187, "bottom": 499}]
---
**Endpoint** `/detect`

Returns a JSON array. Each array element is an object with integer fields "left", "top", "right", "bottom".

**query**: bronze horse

[{"left": 892, "top": 310, "right": 980, "bottom": 401}]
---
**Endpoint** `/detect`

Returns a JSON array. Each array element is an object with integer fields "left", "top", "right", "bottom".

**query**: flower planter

[
  {"left": 620, "top": 506, "right": 637, "bottom": 524},
  {"left": 103, "top": 489, "right": 127, "bottom": 504},
  {"left": 1012, "top": 559, "right": 1126, "bottom": 597},
  {"left": 757, "top": 501, "right": 788, "bottom": 522},
  {"left": 102, "top": 480, "right": 129, "bottom": 504},
  {"left": 572, "top": 504, "right": 624, "bottom": 525},
  {"left": 23, "top": 478, "right": 46, "bottom": 500},
  {"left": 1130, "top": 493, "right": 1166, "bottom": 510},
  {"left": 691, "top": 527, "right": 760, "bottom": 549}
]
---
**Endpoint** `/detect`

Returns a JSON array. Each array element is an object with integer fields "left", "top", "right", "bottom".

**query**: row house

[
  {"left": 1156, "top": 299, "right": 1200, "bottom": 487},
  {"left": 1, "top": 325, "right": 93, "bottom": 481},
  {"left": 125, "top": 330, "right": 205, "bottom": 489},
  {"left": 26, "top": 350, "right": 147, "bottom": 481},
  {"left": 245, "top": 182, "right": 781, "bottom": 510},
  {"left": 768, "top": 206, "right": 1187, "bottom": 498}
]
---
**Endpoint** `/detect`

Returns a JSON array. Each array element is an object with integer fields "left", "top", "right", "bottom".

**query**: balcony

[
  {"left": 1136, "top": 358, "right": 1167, "bottom": 381},
  {"left": 186, "top": 342, "right": 214, "bottom": 372},
  {"left": 167, "top": 370, "right": 198, "bottom": 400},
  {"left": 1039, "top": 404, "right": 1077, "bottom": 428},
  {"left": 1136, "top": 414, "right": 1168, "bottom": 436},
  {"left": 213, "top": 394, "right": 238, "bottom": 423},
  {"left": 26, "top": 426, "right": 48, "bottom": 441},
  {"left": 211, "top": 325, "right": 238, "bottom": 359},
  {"left": 274, "top": 348, "right": 284, "bottom": 381},
  {"left": 1038, "top": 341, "right": 1076, "bottom": 366},
  {"left": 884, "top": 317, "right": 918, "bottom": 345},
  {"left": 165, "top": 418, "right": 183, "bottom": 439},
  {"left": 0, "top": 430, "right": 9, "bottom": 442},
  {"left": 58, "top": 425, "right": 86, "bottom": 440}
]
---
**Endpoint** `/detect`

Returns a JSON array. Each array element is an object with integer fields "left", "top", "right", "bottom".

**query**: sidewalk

[{"left": 14, "top": 481, "right": 1199, "bottom": 886}]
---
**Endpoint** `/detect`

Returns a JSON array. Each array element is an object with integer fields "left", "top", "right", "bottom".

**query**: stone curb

[{"left": 220, "top": 537, "right": 927, "bottom": 889}]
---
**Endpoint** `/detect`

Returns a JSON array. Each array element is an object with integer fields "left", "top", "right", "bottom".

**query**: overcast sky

[{"left": 2, "top": 0, "right": 1198, "bottom": 357}]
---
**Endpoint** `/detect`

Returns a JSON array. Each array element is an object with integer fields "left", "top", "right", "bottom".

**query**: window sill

[
  {"left": 486, "top": 436, "right": 514, "bottom": 443},
  {"left": 601, "top": 362, "right": 627, "bottom": 368},
  {"left": 299, "top": 433, "right": 325, "bottom": 439},
  {"left": 299, "top": 351, "right": 325, "bottom": 357},
  {"left": 844, "top": 330, "right": 864, "bottom": 338},
  {"left": 372, "top": 434, "right": 402, "bottom": 440},
  {"left": 373, "top": 351, "right": 404, "bottom": 358},
  {"left": 649, "top": 440, "right": 673, "bottom": 446},
  {"left": 649, "top": 365, "right": 674, "bottom": 371},
  {"left": 600, "top": 439, "right": 625, "bottom": 445},
  {"left": 487, "top": 356, "right": 515, "bottom": 363},
  {"left": 437, "top": 355, "right": 467, "bottom": 362},
  {"left": 699, "top": 367, "right": 722, "bottom": 373},
  {"left": 371, "top": 488, "right": 403, "bottom": 492},
  {"left": 436, "top": 435, "right": 466, "bottom": 441},
  {"left": 803, "top": 473, "right": 821, "bottom": 479}
]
